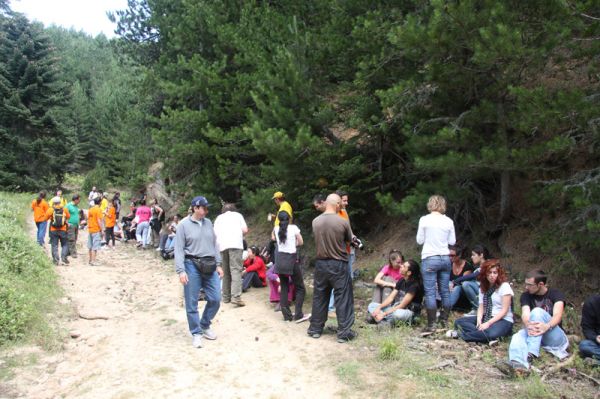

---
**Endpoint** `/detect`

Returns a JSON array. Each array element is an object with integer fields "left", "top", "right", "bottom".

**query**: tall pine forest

[{"left": 1, "top": 1, "right": 599, "bottom": 288}]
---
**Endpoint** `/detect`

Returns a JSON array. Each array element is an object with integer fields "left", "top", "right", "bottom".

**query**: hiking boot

[
  {"left": 232, "top": 299, "right": 246, "bottom": 307},
  {"left": 496, "top": 360, "right": 529, "bottom": 378},
  {"left": 423, "top": 308, "right": 437, "bottom": 333},
  {"left": 438, "top": 307, "right": 451, "bottom": 328},
  {"left": 337, "top": 330, "right": 358, "bottom": 343},
  {"left": 308, "top": 331, "right": 321, "bottom": 339},
  {"left": 62, "top": 258, "right": 70, "bottom": 265},
  {"left": 192, "top": 334, "right": 203, "bottom": 348},
  {"left": 53, "top": 260, "right": 59, "bottom": 266},
  {"left": 293, "top": 312, "right": 304, "bottom": 321},
  {"left": 202, "top": 329, "right": 217, "bottom": 340}
]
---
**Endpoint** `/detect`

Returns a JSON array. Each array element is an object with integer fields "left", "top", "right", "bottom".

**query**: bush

[
  {"left": 0, "top": 192, "right": 62, "bottom": 347},
  {"left": 82, "top": 163, "right": 110, "bottom": 194}
]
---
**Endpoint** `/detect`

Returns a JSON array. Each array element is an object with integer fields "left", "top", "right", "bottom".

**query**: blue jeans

[
  {"left": 183, "top": 259, "right": 221, "bottom": 336},
  {"left": 367, "top": 302, "right": 414, "bottom": 323},
  {"left": 36, "top": 221, "right": 47, "bottom": 245},
  {"left": 450, "top": 285, "right": 462, "bottom": 308},
  {"left": 461, "top": 280, "right": 480, "bottom": 310},
  {"left": 136, "top": 221, "right": 150, "bottom": 246},
  {"left": 579, "top": 339, "right": 600, "bottom": 363},
  {"left": 508, "top": 308, "right": 569, "bottom": 368},
  {"left": 421, "top": 255, "right": 451, "bottom": 309},
  {"left": 328, "top": 254, "right": 354, "bottom": 311},
  {"left": 454, "top": 316, "right": 513, "bottom": 343}
]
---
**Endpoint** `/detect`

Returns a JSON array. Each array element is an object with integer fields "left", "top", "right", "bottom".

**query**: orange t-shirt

[
  {"left": 31, "top": 199, "right": 49, "bottom": 223},
  {"left": 45, "top": 206, "right": 70, "bottom": 232},
  {"left": 105, "top": 207, "right": 116, "bottom": 228},
  {"left": 88, "top": 206, "right": 103, "bottom": 233}
]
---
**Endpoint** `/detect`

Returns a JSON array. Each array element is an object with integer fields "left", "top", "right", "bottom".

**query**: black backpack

[{"left": 52, "top": 207, "right": 67, "bottom": 228}]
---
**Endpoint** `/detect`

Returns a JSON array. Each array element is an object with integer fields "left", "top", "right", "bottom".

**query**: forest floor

[{"left": 0, "top": 217, "right": 598, "bottom": 398}]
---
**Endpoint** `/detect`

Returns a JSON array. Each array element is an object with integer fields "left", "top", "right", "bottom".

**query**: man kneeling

[{"left": 368, "top": 260, "right": 423, "bottom": 326}]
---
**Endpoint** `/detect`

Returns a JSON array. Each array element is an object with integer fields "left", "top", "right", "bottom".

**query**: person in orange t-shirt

[
  {"left": 87, "top": 198, "right": 104, "bottom": 266},
  {"left": 45, "top": 197, "right": 71, "bottom": 265},
  {"left": 104, "top": 200, "right": 117, "bottom": 248},
  {"left": 31, "top": 191, "right": 49, "bottom": 246}
]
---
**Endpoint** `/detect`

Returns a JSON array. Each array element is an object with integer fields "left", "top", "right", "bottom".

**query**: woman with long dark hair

[
  {"left": 272, "top": 211, "right": 306, "bottom": 321},
  {"left": 368, "top": 260, "right": 423, "bottom": 325},
  {"left": 449, "top": 259, "right": 514, "bottom": 343},
  {"left": 453, "top": 244, "right": 492, "bottom": 315},
  {"left": 31, "top": 191, "right": 49, "bottom": 246}
]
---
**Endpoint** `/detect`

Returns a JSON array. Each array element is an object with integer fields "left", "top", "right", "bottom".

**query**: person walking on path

[
  {"left": 135, "top": 200, "right": 152, "bottom": 248},
  {"left": 174, "top": 196, "right": 224, "bottom": 348},
  {"left": 105, "top": 200, "right": 117, "bottom": 248},
  {"left": 272, "top": 211, "right": 306, "bottom": 321},
  {"left": 31, "top": 191, "right": 49, "bottom": 246},
  {"left": 214, "top": 203, "right": 248, "bottom": 307},
  {"left": 87, "top": 198, "right": 103, "bottom": 266},
  {"left": 46, "top": 197, "right": 71, "bottom": 265},
  {"left": 307, "top": 193, "right": 356, "bottom": 343},
  {"left": 65, "top": 194, "right": 81, "bottom": 258},
  {"left": 416, "top": 194, "right": 456, "bottom": 332}
]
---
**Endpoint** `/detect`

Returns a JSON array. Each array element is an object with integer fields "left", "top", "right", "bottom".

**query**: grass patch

[
  {"left": 0, "top": 192, "right": 63, "bottom": 348},
  {"left": 0, "top": 352, "right": 39, "bottom": 380},
  {"left": 153, "top": 366, "right": 174, "bottom": 376},
  {"left": 336, "top": 362, "right": 361, "bottom": 385}
]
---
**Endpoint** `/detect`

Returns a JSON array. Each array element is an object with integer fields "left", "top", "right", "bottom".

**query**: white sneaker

[
  {"left": 465, "top": 309, "right": 477, "bottom": 316},
  {"left": 445, "top": 329, "right": 458, "bottom": 338},
  {"left": 202, "top": 329, "right": 217, "bottom": 340},
  {"left": 192, "top": 334, "right": 203, "bottom": 348}
]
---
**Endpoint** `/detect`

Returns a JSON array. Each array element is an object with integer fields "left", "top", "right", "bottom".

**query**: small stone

[
  {"left": 69, "top": 330, "right": 81, "bottom": 338},
  {"left": 255, "top": 336, "right": 259, "bottom": 341}
]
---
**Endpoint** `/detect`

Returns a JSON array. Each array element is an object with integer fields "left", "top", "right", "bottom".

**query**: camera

[{"left": 351, "top": 236, "right": 364, "bottom": 250}]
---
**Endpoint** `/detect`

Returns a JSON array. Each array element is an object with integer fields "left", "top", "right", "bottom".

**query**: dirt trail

[{"left": 4, "top": 223, "right": 347, "bottom": 398}]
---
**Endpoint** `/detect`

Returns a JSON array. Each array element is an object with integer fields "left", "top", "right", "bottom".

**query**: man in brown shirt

[{"left": 307, "top": 194, "right": 357, "bottom": 343}]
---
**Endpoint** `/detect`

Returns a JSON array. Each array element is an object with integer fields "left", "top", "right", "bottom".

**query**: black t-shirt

[
  {"left": 450, "top": 261, "right": 474, "bottom": 281},
  {"left": 520, "top": 288, "right": 565, "bottom": 316},
  {"left": 395, "top": 278, "right": 423, "bottom": 312}
]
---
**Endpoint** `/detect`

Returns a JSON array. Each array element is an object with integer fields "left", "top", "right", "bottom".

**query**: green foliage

[
  {"left": 378, "top": 338, "right": 400, "bottom": 361},
  {"left": 0, "top": 192, "right": 62, "bottom": 347},
  {"left": 81, "top": 163, "right": 110, "bottom": 194},
  {"left": 0, "top": 11, "right": 71, "bottom": 190}
]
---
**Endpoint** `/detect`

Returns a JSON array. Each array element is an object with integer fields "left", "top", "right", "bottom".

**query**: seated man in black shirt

[
  {"left": 367, "top": 260, "right": 423, "bottom": 325},
  {"left": 580, "top": 294, "right": 600, "bottom": 366},
  {"left": 504, "top": 269, "right": 569, "bottom": 374}
]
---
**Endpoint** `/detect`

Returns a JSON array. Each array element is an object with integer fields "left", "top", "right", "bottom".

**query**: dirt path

[{"left": 4, "top": 223, "right": 347, "bottom": 398}]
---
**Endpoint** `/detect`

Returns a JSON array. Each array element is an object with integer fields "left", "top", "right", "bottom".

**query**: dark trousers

[
  {"left": 242, "top": 272, "right": 264, "bottom": 292},
  {"left": 279, "top": 262, "right": 306, "bottom": 318},
  {"left": 67, "top": 224, "right": 78, "bottom": 256},
  {"left": 308, "top": 259, "right": 354, "bottom": 339},
  {"left": 455, "top": 316, "right": 513, "bottom": 343},
  {"left": 49, "top": 230, "right": 69, "bottom": 263},
  {"left": 105, "top": 227, "right": 115, "bottom": 245}
]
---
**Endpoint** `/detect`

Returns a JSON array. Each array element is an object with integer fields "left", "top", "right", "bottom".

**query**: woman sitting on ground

[
  {"left": 242, "top": 246, "right": 267, "bottom": 292},
  {"left": 449, "top": 259, "right": 514, "bottom": 343},
  {"left": 367, "top": 259, "right": 423, "bottom": 326},
  {"left": 449, "top": 244, "right": 474, "bottom": 309},
  {"left": 452, "top": 244, "right": 491, "bottom": 315},
  {"left": 372, "top": 250, "right": 404, "bottom": 304}
]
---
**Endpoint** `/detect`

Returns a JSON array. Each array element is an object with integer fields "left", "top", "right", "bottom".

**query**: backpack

[{"left": 52, "top": 207, "right": 67, "bottom": 228}]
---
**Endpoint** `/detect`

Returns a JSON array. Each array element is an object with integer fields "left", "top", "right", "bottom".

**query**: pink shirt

[
  {"left": 136, "top": 206, "right": 152, "bottom": 223},
  {"left": 379, "top": 264, "right": 402, "bottom": 282}
]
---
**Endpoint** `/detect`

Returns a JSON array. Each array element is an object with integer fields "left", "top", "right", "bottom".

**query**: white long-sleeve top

[{"left": 416, "top": 212, "right": 456, "bottom": 260}]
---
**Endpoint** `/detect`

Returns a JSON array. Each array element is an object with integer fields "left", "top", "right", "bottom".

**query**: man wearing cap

[
  {"left": 270, "top": 192, "right": 292, "bottom": 226},
  {"left": 65, "top": 195, "right": 81, "bottom": 258},
  {"left": 174, "top": 196, "right": 224, "bottom": 348},
  {"left": 46, "top": 197, "right": 71, "bottom": 265}
]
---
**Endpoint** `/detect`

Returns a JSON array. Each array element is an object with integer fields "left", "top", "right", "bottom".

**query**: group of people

[{"left": 33, "top": 187, "right": 600, "bottom": 372}]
